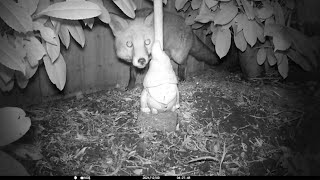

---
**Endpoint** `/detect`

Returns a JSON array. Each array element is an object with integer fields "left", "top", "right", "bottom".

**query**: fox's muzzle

[{"left": 138, "top": 58, "right": 146, "bottom": 66}]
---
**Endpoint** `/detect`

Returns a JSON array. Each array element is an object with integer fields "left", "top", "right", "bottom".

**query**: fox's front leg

[
  {"left": 178, "top": 60, "right": 187, "bottom": 82},
  {"left": 140, "top": 89, "right": 151, "bottom": 113},
  {"left": 151, "top": 108, "right": 158, "bottom": 114}
]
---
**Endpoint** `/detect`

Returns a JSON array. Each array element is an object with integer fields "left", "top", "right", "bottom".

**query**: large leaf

[
  {"left": 59, "top": 23, "right": 71, "bottom": 49},
  {"left": 17, "top": 0, "right": 39, "bottom": 16},
  {"left": 254, "top": 21, "right": 265, "bottom": 43},
  {"left": 175, "top": 0, "right": 189, "bottom": 11},
  {"left": 6, "top": 35, "right": 17, "bottom": 50},
  {"left": 15, "top": 71, "right": 29, "bottom": 89},
  {"left": 273, "top": 33, "right": 291, "bottom": 51},
  {"left": 265, "top": 24, "right": 291, "bottom": 51},
  {"left": 234, "top": 13, "right": 246, "bottom": 33},
  {"left": 287, "top": 49, "right": 312, "bottom": 71},
  {"left": 46, "top": 37, "right": 60, "bottom": 63},
  {"left": 205, "top": 0, "right": 218, "bottom": 8},
  {"left": 287, "top": 27, "right": 318, "bottom": 68},
  {"left": 277, "top": 53, "right": 288, "bottom": 78},
  {"left": 195, "top": 1, "right": 216, "bottom": 23},
  {"left": 192, "top": 22, "right": 204, "bottom": 29},
  {"left": 0, "top": 64, "right": 14, "bottom": 84},
  {"left": 65, "top": 20, "right": 85, "bottom": 48},
  {"left": 182, "top": 1, "right": 191, "bottom": 12},
  {"left": 264, "top": 23, "right": 282, "bottom": 37},
  {"left": 273, "top": 1, "right": 285, "bottom": 25},
  {"left": 51, "top": 18, "right": 72, "bottom": 49},
  {"left": 191, "top": 0, "right": 202, "bottom": 10},
  {"left": 0, "top": 107, "right": 31, "bottom": 146},
  {"left": 9, "top": 35, "right": 27, "bottom": 62},
  {"left": 204, "top": 0, "right": 218, "bottom": 8},
  {"left": 24, "top": 36, "right": 46, "bottom": 67},
  {"left": 113, "top": 0, "right": 136, "bottom": 18},
  {"left": 215, "top": 28, "right": 231, "bottom": 59},
  {"left": 243, "top": 19, "right": 257, "bottom": 47},
  {"left": 33, "top": 22, "right": 57, "bottom": 45},
  {"left": 33, "top": 0, "right": 50, "bottom": 25},
  {"left": 214, "top": 1, "right": 238, "bottom": 25},
  {"left": 266, "top": 48, "right": 277, "bottom": 66},
  {"left": 89, "top": 0, "right": 110, "bottom": 24},
  {"left": 199, "top": 1, "right": 213, "bottom": 17},
  {"left": 210, "top": 23, "right": 219, "bottom": 45},
  {"left": 0, "top": 151, "right": 30, "bottom": 176},
  {"left": 36, "top": 1, "right": 101, "bottom": 20},
  {"left": 240, "top": 0, "right": 254, "bottom": 20},
  {"left": 195, "top": 14, "right": 215, "bottom": 24},
  {"left": 0, "top": 36, "right": 26, "bottom": 75},
  {"left": 234, "top": 30, "right": 247, "bottom": 52},
  {"left": 265, "top": 16, "right": 275, "bottom": 25},
  {"left": 0, "top": 0, "right": 33, "bottom": 33},
  {"left": 221, "top": 16, "right": 236, "bottom": 30},
  {"left": 256, "top": 1, "right": 273, "bottom": 19},
  {"left": 15, "top": 53, "right": 38, "bottom": 86},
  {"left": 25, "top": 61, "right": 38, "bottom": 80},
  {"left": 0, "top": 79, "right": 14, "bottom": 92},
  {"left": 274, "top": 52, "right": 283, "bottom": 63},
  {"left": 257, "top": 48, "right": 266, "bottom": 65},
  {"left": 43, "top": 54, "right": 66, "bottom": 91}
]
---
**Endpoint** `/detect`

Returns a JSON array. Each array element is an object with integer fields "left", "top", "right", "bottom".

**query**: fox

[{"left": 109, "top": 8, "right": 220, "bottom": 90}]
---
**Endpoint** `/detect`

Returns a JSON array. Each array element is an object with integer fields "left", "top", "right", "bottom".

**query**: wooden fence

[{"left": 0, "top": 0, "right": 209, "bottom": 107}]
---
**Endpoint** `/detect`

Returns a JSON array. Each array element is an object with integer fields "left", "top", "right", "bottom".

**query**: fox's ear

[
  {"left": 109, "top": 14, "right": 128, "bottom": 35},
  {"left": 144, "top": 12, "right": 154, "bottom": 27}
]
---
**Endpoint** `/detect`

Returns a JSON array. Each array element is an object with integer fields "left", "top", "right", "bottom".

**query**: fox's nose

[{"left": 138, "top": 58, "right": 146, "bottom": 65}]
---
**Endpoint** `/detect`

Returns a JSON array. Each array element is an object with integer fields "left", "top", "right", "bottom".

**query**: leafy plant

[
  {"left": 0, "top": 0, "right": 138, "bottom": 92},
  {"left": 0, "top": 0, "right": 135, "bottom": 175},
  {"left": 177, "top": 0, "right": 320, "bottom": 78},
  {"left": 0, "top": 107, "right": 31, "bottom": 175}
]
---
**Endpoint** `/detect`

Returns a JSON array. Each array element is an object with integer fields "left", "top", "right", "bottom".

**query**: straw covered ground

[{"left": 6, "top": 67, "right": 320, "bottom": 176}]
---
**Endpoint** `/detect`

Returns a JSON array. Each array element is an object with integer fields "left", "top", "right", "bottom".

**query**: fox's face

[{"left": 109, "top": 13, "right": 155, "bottom": 69}]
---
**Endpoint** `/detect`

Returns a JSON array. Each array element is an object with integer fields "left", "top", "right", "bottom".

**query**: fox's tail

[{"left": 189, "top": 34, "right": 220, "bottom": 65}]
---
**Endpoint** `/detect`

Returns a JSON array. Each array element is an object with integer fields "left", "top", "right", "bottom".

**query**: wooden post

[{"left": 153, "top": 0, "right": 163, "bottom": 50}]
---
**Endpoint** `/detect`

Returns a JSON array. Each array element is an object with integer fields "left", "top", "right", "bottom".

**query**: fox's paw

[
  {"left": 125, "top": 84, "right": 135, "bottom": 91},
  {"left": 141, "top": 107, "right": 151, "bottom": 114},
  {"left": 171, "top": 103, "right": 180, "bottom": 112},
  {"left": 151, "top": 108, "right": 158, "bottom": 114},
  {"left": 126, "top": 83, "right": 143, "bottom": 92},
  {"left": 178, "top": 77, "right": 186, "bottom": 82}
]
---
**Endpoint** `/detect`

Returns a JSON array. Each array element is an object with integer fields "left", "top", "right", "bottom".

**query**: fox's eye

[
  {"left": 145, "top": 39, "right": 151, "bottom": 45},
  {"left": 126, "top": 41, "right": 133, "bottom": 47}
]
